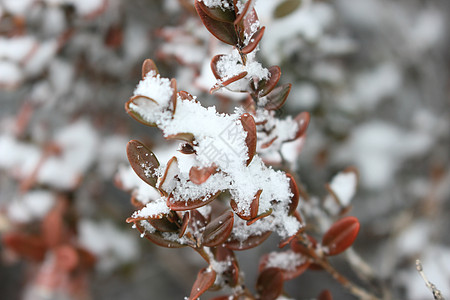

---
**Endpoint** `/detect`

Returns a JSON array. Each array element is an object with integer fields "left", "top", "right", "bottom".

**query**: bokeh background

[{"left": 0, "top": 0, "right": 449, "bottom": 299}]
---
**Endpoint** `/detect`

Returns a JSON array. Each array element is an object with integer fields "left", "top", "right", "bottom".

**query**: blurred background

[{"left": 0, "top": 0, "right": 448, "bottom": 299}]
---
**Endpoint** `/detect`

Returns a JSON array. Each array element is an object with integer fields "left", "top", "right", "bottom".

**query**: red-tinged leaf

[
  {"left": 196, "top": 0, "right": 236, "bottom": 23},
  {"left": 2, "top": 233, "right": 47, "bottom": 262},
  {"left": 242, "top": 8, "right": 260, "bottom": 40},
  {"left": 125, "top": 95, "right": 159, "bottom": 127},
  {"left": 211, "top": 54, "right": 226, "bottom": 79},
  {"left": 278, "top": 233, "right": 296, "bottom": 248},
  {"left": 289, "top": 112, "right": 310, "bottom": 141},
  {"left": 259, "top": 252, "right": 310, "bottom": 281},
  {"left": 179, "top": 143, "right": 196, "bottom": 154},
  {"left": 202, "top": 211, "right": 234, "bottom": 247},
  {"left": 135, "top": 221, "right": 186, "bottom": 248},
  {"left": 76, "top": 247, "right": 97, "bottom": 270},
  {"left": 258, "top": 66, "right": 281, "bottom": 97},
  {"left": 226, "top": 231, "right": 272, "bottom": 250},
  {"left": 241, "top": 26, "right": 265, "bottom": 54},
  {"left": 260, "top": 136, "right": 278, "bottom": 149},
  {"left": 211, "top": 296, "right": 235, "bottom": 300},
  {"left": 256, "top": 267, "right": 284, "bottom": 300},
  {"left": 179, "top": 90, "right": 196, "bottom": 102},
  {"left": 211, "top": 71, "right": 248, "bottom": 93},
  {"left": 54, "top": 245, "right": 79, "bottom": 272},
  {"left": 318, "top": 290, "right": 333, "bottom": 300},
  {"left": 246, "top": 208, "right": 272, "bottom": 226},
  {"left": 264, "top": 83, "right": 291, "bottom": 110},
  {"left": 168, "top": 191, "right": 221, "bottom": 211},
  {"left": 322, "top": 216, "right": 360, "bottom": 256},
  {"left": 150, "top": 217, "right": 179, "bottom": 232},
  {"left": 234, "top": 0, "right": 253, "bottom": 25},
  {"left": 286, "top": 173, "right": 299, "bottom": 215},
  {"left": 158, "top": 156, "right": 179, "bottom": 195},
  {"left": 179, "top": 212, "right": 190, "bottom": 237},
  {"left": 213, "top": 246, "right": 240, "bottom": 286},
  {"left": 290, "top": 235, "right": 317, "bottom": 257},
  {"left": 165, "top": 132, "right": 195, "bottom": 143},
  {"left": 250, "top": 189, "right": 262, "bottom": 219},
  {"left": 126, "top": 140, "right": 160, "bottom": 188},
  {"left": 41, "top": 200, "right": 66, "bottom": 248},
  {"left": 230, "top": 198, "right": 249, "bottom": 220},
  {"left": 189, "top": 165, "right": 218, "bottom": 185},
  {"left": 170, "top": 78, "right": 177, "bottom": 114},
  {"left": 240, "top": 113, "right": 256, "bottom": 165},
  {"left": 190, "top": 267, "right": 217, "bottom": 300},
  {"left": 189, "top": 209, "right": 208, "bottom": 229},
  {"left": 195, "top": 1, "right": 238, "bottom": 45},
  {"left": 141, "top": 59, "right": 159, "bottom": 79}
]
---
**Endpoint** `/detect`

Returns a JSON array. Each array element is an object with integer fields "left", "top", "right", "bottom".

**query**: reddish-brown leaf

[
  {"left": 240, "top": 113, "right": 257, "bottom": 165},
  {"left": 211, "top": 54, "right": 225, "bottom": 79},
  {"left": 194, "top": 0, "right": 238, "bottom": 45},
  {"left": 135, "top": 221, "right": 186, "bottom": 248},
  {"left": 264, "top": 83, "right": 291, "bottom": 110},
  {"left": 168, "top": 191, "right": 221, "bottom": 211},
  {"left": 322, "top": 216, "right": 360, "bottom": 256},
  {"left": 126, "top": 140, "right": 160, "bottom": 188},
  {"left": 256, "top": 267, "right": 284, "bottom": 300},
  {"left": 54, "top": 245, "right": 79, "bottom": 272},
  {"left": 170, "top": 78, "right": 177, "bottom": 114},
  {"left": 190, "top": 267, "right": 217, "bottom": 300},
  {"left": 179, "top": 90, "right": 196, "bottom": 102},
  {"left": 179, "top": 212, "right": 190, "bottom": 237},
  {"left": 246, "top": 208, "right": 272, "bottom": 226},
  {"left": 211, "top": 71, "right": 248, "bottom": 93},
  {"left": 289, "top": 111, "right": 310, "bottom": 141},
  {"left": 286, "top": 173, "right": 299, "bottom": 215},
  {"left": 318, "top": 290, "right": 333, "bottom": 300},
  {"left": 149, "top": 217, "right": 179, "bottom": 232},
  {"left": 196, "top": 0, "right": 236, "bottom": 23},
  {"left": 125, "top": 95, "right": 158, "bottom": 127},
  {"left": 141, "top": 59, "right": 159, "bottom": 79},
  {"left": 234, "top": 0, "right": 253, "bottom": 25},
  {"left": 189, "top": 165, "right": 218, "bottom": 185},
  {"left": 290, "top": 235, "right": 317, "bottom": 257},
  {"left": 250, "top": 189, "right": 262, "bottom": 219},
  {"left": 202, "top": 211, "right": 234, "bottom": 247},
  {"left": 241, "top": 26, "right": 265, "bottom": 54},
  {"left": 226, "top": 231, "right": 272, "bottom": 250},
  {"left": 2, "top": 233, "right": 47, "bottom": 262},
  {"left": 259, "top": 252, "right": 310, "bottom": 281},
  {"left": 258, "top": 66, "right": 281, "bottom": 97},
  {"left": 158, "top": 156, "right": 179, "bottom": 195},
  {"left": 165, "top": 132, "right": 195, "bottom": 143},
  {"left": 179, "top": 143, "right": 196, "bottom": 154}
]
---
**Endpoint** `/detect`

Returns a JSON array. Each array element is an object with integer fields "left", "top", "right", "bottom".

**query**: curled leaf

[
  {"left": 264, "top": 83, "right": 291, "bottom": 110},
  {"left": 246, "top": 208, "right": 272, "bottom": 226},
  {"left": 211, "top": 71, "right": 248, "bottom": 93},
  {"left": 170, "top": 78, "right": 177, "bottom": 114},
  {"left": 256, "top": 267, "right": 284, "bottom": 300},
  {"left": 211, "top": 54, "right": 226, "bottom": 79},
  {"left": 150, "top": 217, "right": 179, "bottom": 233},
  {"left": 166, "top": 132, "right": 195, "bottom": 143},
  {"left": 125, "top": 95, "right": 159, "bottom": 127},
  {"left": 158, "top": 156, "right": 180, "bottom": 196},
  {"left": 241, "top": 26, "right": 265, "bottom": 54},
  {"left": 286, "top": 173, "right": 299, "bottom": 215},
  {"left": 259, "top": 252, "right": 310, "bottom": 281},
  {"left": 190, "top": 267, "right": 217, "bottom": 300},
  {"left": 322, "top": 216, "right": 360, "bottom": 256},
  {"left": 2, "top": 232, "right": 47, "bottom": 262},
  {"left": 141, "top": 59, "right": 159, "bottom": 79},
  {"left": 202, "top": 211, "right": 234, "bottom": 247},
  {"left": 126, "top": 140, "right": 160, "bottom": 187},
  {"left": 234, "top": 0, "right": 253, "bottom": 25},
  {"left": 240, "top": 113, "right": 257, "bottom": 165},
  {"left": 195, "top": 0, "right": 238, "bottom": 45},
  {"left": 289, "top": 111, "right": 310, "bottom": 141},
  {"left": 179, "top": 212, "right": 190, "bottom": 238}
]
